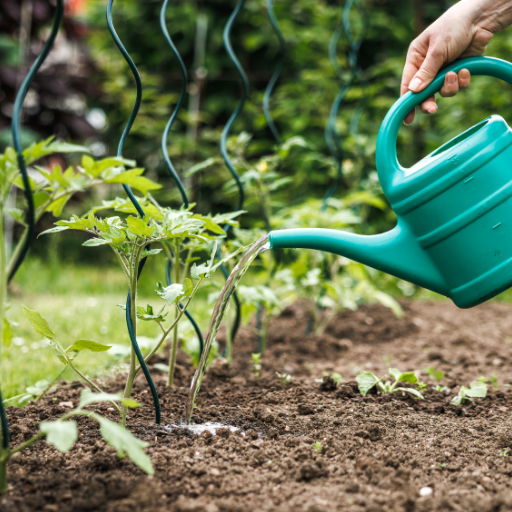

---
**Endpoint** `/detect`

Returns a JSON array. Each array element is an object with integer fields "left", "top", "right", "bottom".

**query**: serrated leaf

[
  {"left": 126, "top": 216, "right": 154, "bottom": 238},
  {"left": 92, "top": 414, "right": 154, "bottom": 474},
  {"left": 22, "top": 306, "right": 57, "bottom": 342},
  {"left": 356, "top": 372, "right": 381, "bottom": 396},
  {"left": 67, "top": 340, "right": 111, "bottom": 353},
  {"left": 40, "top": 421, "right": 78, "bottom": 453},
  {"left": 156, "top": 282, "right": 185, "bottom": 305}
]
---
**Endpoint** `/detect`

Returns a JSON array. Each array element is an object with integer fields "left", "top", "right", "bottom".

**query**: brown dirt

[{"left": 4, "top": 300, "right": 512, "bottom": 512}]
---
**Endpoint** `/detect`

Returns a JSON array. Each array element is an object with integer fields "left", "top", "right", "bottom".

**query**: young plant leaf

[
  {"left": 156, "top": 282, "right": 185, "bottom": 305},
  {"left": 394, "top": 387, "right": 424, "bottom": 400},
  {"left": 356, "top": 372, "right": 381, "bottom": 396},
  {"left": 38, "top": 226, "right": 70, "bottom": 237},
  {"left": 79, "top": 389, "right": 141, "bottom": 409},
  {"left": 389, "top": 369, "right": 417, "bottom": 384},
  {"left": 67, "top": 340, "right": 112, "bottom": 353},
  {"left": 40, "top": 421, "right": 78, "bottom": 453},
  {"left": 92, "top": 414, "right": 154, "bottom": 474},
  {"left": 22, "top": 306, "right": 57, "bottom": 342}
]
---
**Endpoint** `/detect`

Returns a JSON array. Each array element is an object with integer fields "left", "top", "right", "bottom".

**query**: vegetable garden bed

[{"left": 3, "top": 299, "right": 512, "bottom": 512}]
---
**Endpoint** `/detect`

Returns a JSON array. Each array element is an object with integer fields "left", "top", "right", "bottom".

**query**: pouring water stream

[{"left": 183, "top": 235, "right": 270, "bottom": 424}]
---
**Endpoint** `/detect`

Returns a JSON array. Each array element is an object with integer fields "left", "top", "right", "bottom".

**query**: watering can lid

[{"left": 384, "top": 115, "right": 512, "bottom": 213}]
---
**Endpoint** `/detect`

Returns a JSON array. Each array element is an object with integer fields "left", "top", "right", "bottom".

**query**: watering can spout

[{"left": 269, "top": 225, "right": 448, "bottom": 296}]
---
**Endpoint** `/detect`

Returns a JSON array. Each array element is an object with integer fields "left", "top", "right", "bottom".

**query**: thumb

[{"left": 409, "top": 48, "right": 445, "bottom": 92}]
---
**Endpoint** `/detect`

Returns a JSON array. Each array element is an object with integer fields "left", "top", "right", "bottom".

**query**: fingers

[
  {"left": 458, "top": 68, "right": 470, "bottom": 89},
  {"left": 405, "top": 69, "right": 471, "bottom": 125},
  {"left": 408, "top": 47, "right": 446, "bottom": 93},
  {"left": 420, "top": 95, "right": 437, "bottom": 114},
  {"left": 440, "top": 72, "right": 459, "bottom": 97}
]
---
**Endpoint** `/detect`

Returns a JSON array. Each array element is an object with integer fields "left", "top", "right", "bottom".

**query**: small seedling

[
  {"left": 275, "top": 372, "right": 291, "bottom": 388},
  {"left": 315, "top": 371, "right": 342, "bottom": 385},
  {"left": 251, "top": 353, "right": 262, "bottom": 378},
  {"left": 312, "top": 441, "right": 323, "bottom": 454},
  {"left": 436, "top": 462, "right": 447, "bottom": 468},
  {"left": 490, "top": 375, "right": 499, "bottom": 388},
  {"left": 425, "top": 367, "right": 444, "bottom": 382},
  {"left": 356, "top": 368, "right": 424, "bottom": 399},
  {"left": 451, "top": 381, "right": 487, "bottom": 405},
  {"left": 500, "top": 449, "right": 509, "bottom": 457},
  {"left": 383, "top": 356, "right": 393, "bottom": 366}
]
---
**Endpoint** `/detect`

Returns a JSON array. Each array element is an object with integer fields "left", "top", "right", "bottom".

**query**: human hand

[{"left": 401, "top": 0, "right": 501, "bottom": 125}]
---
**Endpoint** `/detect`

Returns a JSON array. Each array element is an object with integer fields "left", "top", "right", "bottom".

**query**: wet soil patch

[{"left": 4, "top": 300, "right": 512, "bottom": 511}]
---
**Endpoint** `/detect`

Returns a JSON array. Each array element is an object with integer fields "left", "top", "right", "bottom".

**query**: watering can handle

[{"left": 376, "top": 56, "right": 512, "bottom": 193}]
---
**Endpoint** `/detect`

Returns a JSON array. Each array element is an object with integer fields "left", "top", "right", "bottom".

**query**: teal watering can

[{"left": 269, "top": 56, "right": 512, "bottom": 309}]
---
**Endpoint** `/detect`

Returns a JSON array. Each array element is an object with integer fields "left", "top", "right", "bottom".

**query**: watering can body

[{"left": 269, "top": 56, "right": 512, "bottom": 308}]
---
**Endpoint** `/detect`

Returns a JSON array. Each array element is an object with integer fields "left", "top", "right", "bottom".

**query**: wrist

[{"left": 464, "top": 0, "right": 512, "bottom": 33}]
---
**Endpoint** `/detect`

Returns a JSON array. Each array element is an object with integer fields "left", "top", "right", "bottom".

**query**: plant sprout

[
  {"left": 275, "top": 371, "right": 292, "bottom": 388},
  {"left": 356, "top": 368, "right": 425, "bottom": 399},
  {"left": 251, "top": 353, "right": 262, "bottom": 378},
  {"left": 451, "top": 381, "right": 487, "bottom": 405}
]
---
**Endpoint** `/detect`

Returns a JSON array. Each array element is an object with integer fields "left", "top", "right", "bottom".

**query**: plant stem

[
  {"left": 168, "top": 241, "right": 181, "bottom": 387},
  {"left": 120, "top": 251, "right": 140, "bottom": 426},
  {"left": 134, "top": 280, "right": 203, "bottom": 375}
]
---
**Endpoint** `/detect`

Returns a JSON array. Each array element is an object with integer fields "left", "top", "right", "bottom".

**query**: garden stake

[
  {"left": 269, "top": 56, "right": 512, "bottom": 309},
  {"left": 106, "top": 0, "right": 161, "bottom": 425},
  {"left": 218, "top": 0, "right": 249, "bottom": 355},
  {"left": 160, "top": 0, "right": 204, "bottom": 380},
  {"left": 0, "top": 0, "right": 65, "bottom": 463}
]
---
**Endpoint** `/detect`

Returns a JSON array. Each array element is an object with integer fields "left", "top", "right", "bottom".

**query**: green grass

[
  {"left": 4, "top": 252, "right": 512, "bottom": 400},
  {"left": 1, "top": 256, "right": 218, "bottom": 399}
]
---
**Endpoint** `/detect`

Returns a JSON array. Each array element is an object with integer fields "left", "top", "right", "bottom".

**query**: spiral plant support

[
  {"left": 217, "top": 0, "right": 249, "bottom": 347},
  {"left": 0, "top": 0, "right": 66, "bottom": 452},
  {"left": 160, "top": 0, "right": 204, "bottom": 357},
  {"left": 106, "top": 0, "right": 161, "bottom": 425},
  {"left": 323, "top": 0, "right": 368, "bottom": 210},
  {"left": 1, "top": 0, "right": 370, "bottom": 438}
]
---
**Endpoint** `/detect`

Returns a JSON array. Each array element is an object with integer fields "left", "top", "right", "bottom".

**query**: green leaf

[
  {"left": 38, "top": 226, "right": 69, "bottom": 237},
  {"left": 67, "top": 340, "right": 111, "bottom": 353},
  {"left": 3, "top": 319, "right": 13, "bottom": 347},
  {"left": 104, "top": 168, "right": 161, "bottom": 195},
  {"left": 185, "top": 157, "right": 219, "bottom": 176},
  {"left": 126, "top": 216, "right": 154, "bottom": 238},
  {"left": 22, "top": 306, "right": 57, "bottom": 342},
  {"left": 356, "top": 372, "right": 381, "bottom": 396},
  {"left": 5, "top": 208, "right": 26, "bottom": 226},
  {"left": 136, "top": 304, "right": 167, "bottom": 322},
  {"left": 40, "top": 421, "right": 78, "bottom": 453},
  {"left": 156, "top": 282, "right": 185, "bottom": 305},
  {"left": 78, "top": 389, "right": 140, "bottom": 409},
  {"left": 394, "top": 387, "right": 424, "bottom": 400},
  {"left": 389, "top": 369, "right": 417, "bottom": 384},
  {"left": 92, "top": 414, "right": 154, "bottom": 474},
  {"left": 465, "top": 381, "right": 487, "bottom": 398},
  {"left": 83, "top": 237, "right": 111, "bottom": 247}
]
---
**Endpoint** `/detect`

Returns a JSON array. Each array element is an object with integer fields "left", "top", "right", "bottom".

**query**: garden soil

[{"left": 6, "top": 300, "right": 512, "bottom": 511}]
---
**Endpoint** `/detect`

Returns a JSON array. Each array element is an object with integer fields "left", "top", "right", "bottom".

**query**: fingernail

[
  {"left": 447, "top": 73, "right": 456, "bottom": 84},
  {"left": 428, "top": 105, "right": 438, "bottom": 114},
  {"left": 409, "top": 77, "right": 422, "bottom": 91}
]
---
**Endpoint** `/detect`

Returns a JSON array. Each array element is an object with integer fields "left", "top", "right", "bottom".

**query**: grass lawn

[{"left": 1, "top": 256, "right": 216, "bottom": 399}]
